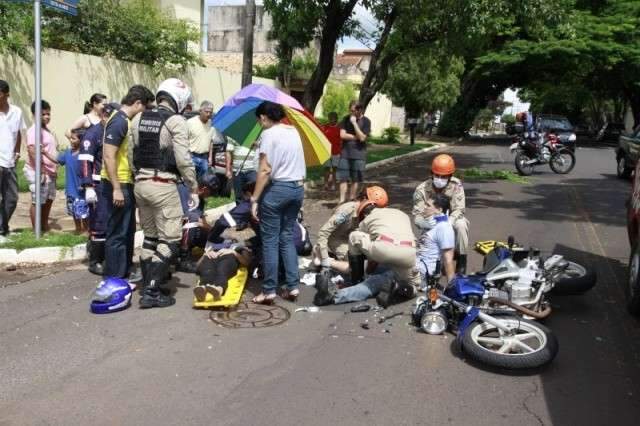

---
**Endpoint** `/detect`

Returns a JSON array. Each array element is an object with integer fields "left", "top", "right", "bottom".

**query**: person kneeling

[{"left": 193, "top": 240, "right": 253, "bottom": 301}]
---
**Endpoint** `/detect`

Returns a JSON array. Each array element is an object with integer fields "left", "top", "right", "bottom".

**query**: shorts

[
  {"left": 324, "top": 155, "right": 341, "bottom": 169},
  {"left": 29, "top": 179, "right": 56, "bottom": 204},
  {"left": 336, "top": 158, "right": 366, "bottom": 183},
  {"left": 196, "top": 253, "right": 239, "bottom": 292}
]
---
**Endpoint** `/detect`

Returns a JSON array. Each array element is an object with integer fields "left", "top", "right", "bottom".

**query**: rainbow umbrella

[{"left": 213, "top": 84, "right": 331, "bottom": 166}]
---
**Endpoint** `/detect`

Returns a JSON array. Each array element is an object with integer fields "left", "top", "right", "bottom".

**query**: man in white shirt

[
  {"left": 186, "top": 100, "right": 214, "bottom": 178},
  {"left": 225, "top": 139, "right": 258, "bottom": 203},
  {"left": 0, "top": 80, "right": 26, "bottom": 237}
]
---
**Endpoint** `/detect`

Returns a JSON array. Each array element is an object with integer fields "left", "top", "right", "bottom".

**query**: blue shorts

[
  {"left": 336, "top": 158, "right": 366, "bottom": 183},
  {"left": 324, "top": 155, "right": 341, "bottom": 169}
]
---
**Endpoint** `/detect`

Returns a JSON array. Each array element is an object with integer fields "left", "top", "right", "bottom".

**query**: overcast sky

[{"left": 205, "top": 0, "right": 376, "bottom": 51}]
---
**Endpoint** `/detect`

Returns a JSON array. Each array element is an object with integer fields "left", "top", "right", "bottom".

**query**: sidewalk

[{"left": 9, "top": 191, "right": 76, "bottom": 233}]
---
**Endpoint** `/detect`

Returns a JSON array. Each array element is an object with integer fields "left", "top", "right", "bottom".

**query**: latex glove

[
  {"left": 85, "top": 187, "right": 97, "bottom": 204},
  {"left": 187, "top": 193, "right": 200, "bottom": 211}
]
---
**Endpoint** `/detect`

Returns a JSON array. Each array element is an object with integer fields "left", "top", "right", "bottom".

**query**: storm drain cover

[{"left": 210, "top": 302, "right": 290, "bottom": 328}]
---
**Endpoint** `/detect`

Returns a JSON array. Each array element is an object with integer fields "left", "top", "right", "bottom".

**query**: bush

[
  {"left": 501, "top": 114, "right": 516, "bottom": 125},
  {"left": 381, "top": 127, "right": 402, "bottom": 144},
  {"left": 321, "top": 80, "right": 356, "bottom": 120}
]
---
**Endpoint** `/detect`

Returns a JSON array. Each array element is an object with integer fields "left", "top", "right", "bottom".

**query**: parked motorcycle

[
  {"left": 510, "top": 132, "right": 576, "bottom": 176},
  {"left": 412, "top": 262, "right": 559, "bottom": 369}
]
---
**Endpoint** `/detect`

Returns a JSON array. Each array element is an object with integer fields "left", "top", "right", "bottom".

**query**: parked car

[
  {"left": 536, "top": 114, "right": 577, "bottom": 152},
  {"left": 616, "top": 127, "right": 640, "bottom": 179},
  {"left": 597, "top": 122, "right": 626, "bottom": 143},
  {"left": 626, "top": 160, "right": 640, "bottom": 314}
]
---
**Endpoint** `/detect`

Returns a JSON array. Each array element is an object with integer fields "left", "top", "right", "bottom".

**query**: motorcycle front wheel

[
  {"left": 551, "top": 260, "right": 597, "bottom": 295},
  {"left": 461, "top": 317, "right": 558, "bottom": 369},
  {"left": 514, "top": 153, "right": 535, "bottom": 176},
  {"left": 549, "top": 150, "right": 576, "bottom": 174}
]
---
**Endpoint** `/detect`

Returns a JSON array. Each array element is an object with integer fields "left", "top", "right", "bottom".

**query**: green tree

[
  {"left": 0, "top": 0, "right": 201, "bottom": 72},
  {"left": 321, "top": 80, "right": 356, "bottom": 119}
]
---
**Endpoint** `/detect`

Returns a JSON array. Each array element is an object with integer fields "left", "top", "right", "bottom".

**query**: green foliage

[
  {"left": 382, "top": 52, "right": 464, "bottom": 116},
  {"left": 0, "top": 2, "right": 32, "bottom": 60},
  {"left": 0, "top": 230, "right": 87, "bottom": 251},
  {"left": 380, "top": 127, "right": 401, "bottom": 144},
  {"left": 501, "top": 114, "right": 516, "bottom": 125},
  {"left": 0, "top": 0, "right": 201, "bottom": 72},
  {"left": 253, "top": 63, "right": 279, "bottom": 80},
  {"left": 321, "top": 80, "right": 356, "bottom": 120},
  {"left": 460, "top": 168, "right": 529, "bottom": 184},
  {"left": 16, "top": 160, "right": 65, "bottom": 193},
  {"left": 473, "top": 109, "right": 497, "bottom": 131}
]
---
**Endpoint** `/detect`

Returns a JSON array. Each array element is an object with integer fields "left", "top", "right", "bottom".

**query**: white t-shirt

[
  {"left": 257, "top": 124, "right": 306, "bottom": 181},
  {"left": 416, "top": 216, "right": 455, "bottom": 276},
  {"left": 0, "top": 104, "right": 27, "bottom": 168}
]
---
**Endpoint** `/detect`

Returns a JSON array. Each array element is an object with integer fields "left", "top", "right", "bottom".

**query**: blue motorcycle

[{"left": 412, "top": 262, "right": 559, "bottom": 370}]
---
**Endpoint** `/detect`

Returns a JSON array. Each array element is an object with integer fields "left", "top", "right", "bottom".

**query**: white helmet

[{"left": 156, "top": 78, "right": 192, "bottom": 113}]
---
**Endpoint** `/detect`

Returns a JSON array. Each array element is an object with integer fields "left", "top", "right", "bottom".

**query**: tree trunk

[
  {"left": 302, "top": 0, "right": 358, "bottom": 113},
  {"left": 241, "top": 0, "right": 256, "bottom": 88},
  {"left": 358, "top": 6, "right": 398, "bottom": 110},
  {"left": 277, "top": 42, "right": 293, "bottom": 89}
]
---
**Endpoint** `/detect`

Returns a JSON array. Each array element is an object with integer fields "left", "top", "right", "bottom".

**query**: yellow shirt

[
  {"left": 100, "top": 110, "right": 133, "bottom": 184},
  {"left": 186, "top": 115, "right": 214, "bottom": 155}
]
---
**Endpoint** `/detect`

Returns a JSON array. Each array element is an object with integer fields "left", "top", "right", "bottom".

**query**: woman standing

[
  {"left": 65, "top": 93, "right": 107, "bottom": 140},
  {"left": 250, "top": 101, "right": 306, "bottom": 304}
]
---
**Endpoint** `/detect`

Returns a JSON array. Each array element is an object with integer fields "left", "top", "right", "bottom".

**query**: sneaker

[
  {"left": 193, "top": 285, "right": 207, "bottom": 302},
  {"left": 313, "top": 269, "right": 335, "bottom": 306},
  {"left": 139, "top": 287, "right": 175, "bottom": 309},
  {"left": 128, "top": 272, "right": 143, "bottom": 284},
  {"left": 205, "top": 284, "right": 223, "bottom": 301}
]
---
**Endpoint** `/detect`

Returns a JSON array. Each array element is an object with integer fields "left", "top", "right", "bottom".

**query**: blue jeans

[
  {"left": 191, "top": 154, "right": 209, "bottom": 179},
  {"left": 259, "top": 181, "right": 304, "bottom": 294},
  {"left": 333, "top": 270, "right": 395, "bottom": 304},
  {"left": 233, "top": 170, "right": 257, "bottom": 203},
  {"left": 101, "top": 180, "right": 136, "bottom": 278}
]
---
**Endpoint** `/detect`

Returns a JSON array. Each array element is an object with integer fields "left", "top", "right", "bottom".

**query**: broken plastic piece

[{"left": 351, "top": 303, "right": 371, "bottom": 313}]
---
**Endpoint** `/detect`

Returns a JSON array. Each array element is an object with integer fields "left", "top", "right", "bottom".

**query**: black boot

[
  {"left": 376, "top": 278, "right": 398, "bottom": 308},
  {"left": 313, "top": 269, "right": 335, "bottom": 306},
  {"left": 348, "top": 254, "right": 366, "bottom": 285},
  {"left": 456, "top": 254, "right": 467, "bottom": 275},
  {"left": 139, "top": 261, "right": 175, "bottom": 308},
  {"left": 138, "top": 258, "right": 151, "bottom": 294},
  {"left": 176, "top": 248, "right": 196, "bottom": 273},
  {"left": 87, "top": 240, "right": 105, "bottom": 276}
]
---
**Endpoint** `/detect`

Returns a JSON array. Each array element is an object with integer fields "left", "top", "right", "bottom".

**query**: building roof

[{"left": 335, "top": 55, "right": 362, "bottom": 66}]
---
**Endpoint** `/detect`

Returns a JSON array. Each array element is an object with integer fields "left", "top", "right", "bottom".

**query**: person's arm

[
  {"left": 442, "top": 248, "right": 455, "bottom": 282},
  {"left": 224, "top": 144, "right": 233, "bottom": 178},
  {"left": 170, "top": 117, "right": 198, "bottom": 194},
  {"left": 250, "top": 153, "right": 272, "bottom": 222},
  {"left": 15, "top": 130, "right": 23, "bottom": 162},
  {"left": 449, "top": 184, "right": 466, "bottom": 221},
  {"left": 350, "top": 116, "right": 367, "bottom": 142},
  {"left": 316, "top": 209, "right": 347, "bottom": 263},
  {"left": 65, "top": 115, "right": 88, "bottom": 141},
  {"left": 103, "top": 115, "right": 128, "bottom": 207},
  {"left": 412, "top": 184, "right": 430, "bottom": 230},
  {"left": 340, "top": 129, "right": 357, "bottom": 141}
]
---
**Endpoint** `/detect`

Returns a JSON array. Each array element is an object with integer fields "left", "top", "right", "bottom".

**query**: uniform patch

[
  {"left": 334, "top": 212, "right": 349, "bottom": 225},
  {"left": 83, "top": 140, "right": 91, "bottom": 150}
]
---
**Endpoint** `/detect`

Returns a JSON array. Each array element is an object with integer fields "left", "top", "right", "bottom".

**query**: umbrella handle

[{"left": 234, "top": 145, "right": 255, "bottom": 177}]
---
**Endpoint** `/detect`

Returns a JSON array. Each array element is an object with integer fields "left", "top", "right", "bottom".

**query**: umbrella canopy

[{"left": 213, "top": 85, "right": 331, "bottom": 166}]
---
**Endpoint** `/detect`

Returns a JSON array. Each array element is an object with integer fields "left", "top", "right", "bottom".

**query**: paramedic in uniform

[
  {"left": 129, "top": 78, "right": 199, "bottom": 309},
  {"left": 412, "top": 154, "right": 470, "bottom": 274},
  {"left": 348, "top": 202, "right": 420, "bottom": 297},
  {"left": 313, "top": 185, "right": 388, "bottom": 274}
]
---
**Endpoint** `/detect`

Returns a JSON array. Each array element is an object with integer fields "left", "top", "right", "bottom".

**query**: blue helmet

[
  {"left": 90, "top": 277, "right": 132, "bottom": 314},
  {"left": 73, "top": 198, "right": 90, "bottom": 219}
]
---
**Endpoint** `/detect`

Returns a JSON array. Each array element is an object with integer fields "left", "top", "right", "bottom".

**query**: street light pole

[
  {"left": 34, "top": 0, "right": 43, "bottom": 239},
  {"left": 241, "top": 0, "right": 255, "bottom": 88}
]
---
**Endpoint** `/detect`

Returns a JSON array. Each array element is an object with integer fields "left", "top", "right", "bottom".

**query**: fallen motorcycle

[
  {"left": 412, "top": 262, "right": 559, "bottom": 369},
  {"left": 510, "top": 132, "right": 575, "bottom": 176}
]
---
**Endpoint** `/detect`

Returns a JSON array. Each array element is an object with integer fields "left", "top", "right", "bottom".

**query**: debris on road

[
  {"left": 351, "top": 303, "right": 371, "bottom": 313},
  {"left": 295, "top": 306, "right": 320, "bottom": 313}
]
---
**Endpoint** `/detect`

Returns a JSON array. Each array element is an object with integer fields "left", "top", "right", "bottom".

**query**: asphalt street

[{"left": 1, "top": 139, "right": 638, "bottom": 426}]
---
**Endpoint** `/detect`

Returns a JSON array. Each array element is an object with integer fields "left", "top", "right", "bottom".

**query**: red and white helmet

[{"left": 156, "top": 78, "right": 192, "bottom": 113}]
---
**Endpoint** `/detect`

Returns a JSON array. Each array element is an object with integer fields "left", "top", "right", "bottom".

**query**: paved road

[{"left": 1, "top": 140, "right": 638, "bottom": 426}]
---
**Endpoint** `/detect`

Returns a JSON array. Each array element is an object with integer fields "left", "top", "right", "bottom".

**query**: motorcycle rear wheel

[
  {"left": 515, "top": 153, "right": 534, "bottom": 176},
  {"left": 549, "top": 150, "right": 576, "bottom": 174},
  {"left": 461, "top": 317, "right": 558, "bottom": 369},
  {"left": 551, "top": 260, "right": 597, "bottom": 295}
]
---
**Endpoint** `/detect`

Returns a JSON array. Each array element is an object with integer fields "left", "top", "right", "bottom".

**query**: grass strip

[
  {"left": 0, "top": 230, "right": 87, "bottom": 251},
  {"left": 460, "top": 168, "right": 529, "bottom": 184}
]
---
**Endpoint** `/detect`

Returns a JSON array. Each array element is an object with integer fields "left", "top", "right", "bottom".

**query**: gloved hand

[
  {"left": 188, "top": 193, "right": 200, "bottom": 211},
  {"left": 85, "top": 187, "right": 97, "bottom": 204},
  {"left": 320, "top": 257, "right": 332, "bottom": 268}
]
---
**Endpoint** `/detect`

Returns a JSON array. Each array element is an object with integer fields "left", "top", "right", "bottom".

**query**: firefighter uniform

[
  {"left": 412, "top": 176, "right": 469, "bottom": 255},
  {"left": 315, "top": 201, "right": 358, "bottom": 262},
  {"left": 348, "top": 207, "right": 419, "bottom": 286},
  {"left": 129, "top": 102, "right": 197, "bottom": 306}
]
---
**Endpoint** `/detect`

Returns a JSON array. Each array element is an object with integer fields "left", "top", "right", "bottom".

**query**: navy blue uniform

[
  {"left": 78, "top": 123, "right": 107, "bottom": 238},
  {"left": 178, "top": 183, "right": 207, "bottom": 249}
]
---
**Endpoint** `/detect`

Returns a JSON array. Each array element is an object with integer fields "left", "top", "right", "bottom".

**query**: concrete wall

[
  {"left": 0, "top": 49, "right": 274, "bottom": 148},
  {"left": 208, "top": 5, "right": 275, "bottom": 53}
]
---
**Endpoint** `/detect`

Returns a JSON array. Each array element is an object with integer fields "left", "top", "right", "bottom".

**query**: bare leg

[
  {"left": 349, "top": 182, "right": 359, "bottom": 201},
  {"left": 41, "top": 200, "right": 53, "bottom": 232},
  {"left": 328, "top": 168, "right": 336, "bottom": 190},
  {"left": 323, "top": 169, "right": 330, "bottom": 190},
  {"left": 339, "top": 181, "right": 349, "bottom": 204},
  {"left": 74, "top": 219, "right": 82, "bottom": 234},
  {"left": 29, "top": 204, "right": 36, "bottom": 231}
]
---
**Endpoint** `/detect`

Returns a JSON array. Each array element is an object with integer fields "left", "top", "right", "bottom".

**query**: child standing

[
  {"left": 24, "top": 100, "right": 58, "bottom": 233},
  {"left": 322, "top": 111, "right": 342, "bottom": 191},
  {"left": 57, "top": 128, "right": 88, "bottom": 234}
]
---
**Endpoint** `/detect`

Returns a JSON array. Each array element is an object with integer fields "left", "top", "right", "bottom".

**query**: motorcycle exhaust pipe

[{"left": 487, "top": 297, "right": 552, "bottom": 319}]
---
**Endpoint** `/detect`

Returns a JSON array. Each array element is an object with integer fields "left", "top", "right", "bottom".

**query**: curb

[{"left": 0, "top": 144, "right": 441, "bottom": 268}]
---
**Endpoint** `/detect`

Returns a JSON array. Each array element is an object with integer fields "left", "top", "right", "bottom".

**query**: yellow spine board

[{"left": 192, "top": 267, "right": 249, "bottom": 309}]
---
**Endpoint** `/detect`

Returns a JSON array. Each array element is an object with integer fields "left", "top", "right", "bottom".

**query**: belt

[
  {"left": 137, "top": 177, "right": 177, "bottom": 184},
  {"left": 191, "top": 152, "right": 209, "bottom": 158},
  {"left": 92, "top": 174, "right": 101, "bottom": 182},
  {"left": 272, "top": 179, "right": 304, "bottom": 187},
  {"left": 378, "top": 234, "right": 415, "bottom": 247}
]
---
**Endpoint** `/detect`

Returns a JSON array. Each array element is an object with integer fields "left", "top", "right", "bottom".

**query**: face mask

[{"left": 433, "top": 177, "right": 449, "bottom": 189}]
